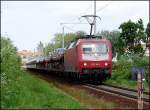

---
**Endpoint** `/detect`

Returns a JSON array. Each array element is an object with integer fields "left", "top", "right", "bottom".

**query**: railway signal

[
  {"left": 137, "top": 70, "right": 145, "bottom": 110},
  {"left": 131, "top": 67, "right": 145, "bottom": 109}
]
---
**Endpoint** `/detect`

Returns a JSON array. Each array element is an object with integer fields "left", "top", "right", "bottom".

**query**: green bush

[
  {"left": 106, "top": 54, "right": 149, "bottom": 91},
  {"left": 132, "top": 55, "right": 149, "bottom": 84},
  {"left": 112, "top": 54, "right": 149, "bottom": 84},
  {"left": 1, "top": 37, "right": 83, "bottom": 109},
  {"left": 112, "top": 55, "right": 132, "bottom": 80},
  {"left": 1, "top": 37, "right": 22, "bottom": 108}
]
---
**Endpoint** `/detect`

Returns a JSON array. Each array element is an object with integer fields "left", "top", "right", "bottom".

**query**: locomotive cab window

[
  {"left": 83, "top": 47, "right": 92, "bottom": 53},
  {"left": 68, "top": 41, "right": 76, "bottom": 49},
  {"left": 82, "top": 43, "right": 108, "bottom": 54}
]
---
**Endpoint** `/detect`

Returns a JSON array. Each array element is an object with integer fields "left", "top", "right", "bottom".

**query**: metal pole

[
  {"left": 94, "top": 0, "right": 96, "bottom": 35},
  {"left": 90, "top": 24, "right": 93, "bottom": 36},
  {"left": 62, "top": 26, "right": 64, "bottom": 48},
  {"left": 34, "top": 48, "right": 35, "bottom": 57},
  {"left": 137, "top": 72, "right": 143, "bottom": 110},
  {"left": 60, "top": 22, "right": 88, "bottom": 48}
]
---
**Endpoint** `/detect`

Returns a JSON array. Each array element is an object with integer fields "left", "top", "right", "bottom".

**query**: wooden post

[{"left": 137, "top": 72, "right": 143, "bottom": 109}]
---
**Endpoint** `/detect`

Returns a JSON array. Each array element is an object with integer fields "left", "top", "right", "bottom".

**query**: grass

[
  {"left": 59, "top": 85, "right": 115, "bottom": 109},
  {"left": 1, "top": 37, "right": 83, "bottom": 109},
  {"left": 1, "top": 71, "right": 83, "bottom": 109},
  {"left": 105, "top": 78, "right": 149, "bottom": 92},
  {"left": 32, "top": 72, "right": 116, "bottom": 109}
]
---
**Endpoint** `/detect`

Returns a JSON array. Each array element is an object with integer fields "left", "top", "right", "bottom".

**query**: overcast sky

[{"left": 1, "top": 1, "right": 149, "bottom": 51}]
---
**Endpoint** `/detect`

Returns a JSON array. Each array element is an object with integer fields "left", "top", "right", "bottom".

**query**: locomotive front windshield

[
  {"left": 81, "top": 43, "right": 108, "bottom": 60},
  {"left": 82, "top": 43, "right": 108, "bottom": 54}
]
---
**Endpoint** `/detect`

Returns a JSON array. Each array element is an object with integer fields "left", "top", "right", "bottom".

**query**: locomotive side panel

[{"left": 64, "top": 47, "right": 78, "bottom": 72}]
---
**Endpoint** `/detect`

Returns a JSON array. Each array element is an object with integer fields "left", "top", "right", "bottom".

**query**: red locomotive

[
  {"left": 26, "top": 35, "right": 112, "bottom": 82},
  {"left": 64, "top": 36, "right": 112, "bottom": 81}
]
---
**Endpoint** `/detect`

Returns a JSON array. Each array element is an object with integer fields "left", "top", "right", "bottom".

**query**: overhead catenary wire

[
  {"left": 66, "top": 2, "right": 93, "bottom": 29},
  {"left": 71, "top": 1, "right": 112, "bottom": 33},
  {"left": 67, "top": 2, "right": 93, "bottom": 23},
  {"left": 62, "top": 25, "right": 77, "bottom": 32},
  {"left": 96, "top": 1, "right": 112, "bottom": 13},
  {"left": 96, "top": 1, "right": 112, "bottom": 34},
  {"left": 60, "top": 1, "right": 112, "bottom": 34}
]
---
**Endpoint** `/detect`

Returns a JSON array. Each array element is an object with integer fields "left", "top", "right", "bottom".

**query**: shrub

[
  {"left": 1, "top": 37, "right": 22, "bottom": 108},
  {"left": 1, "top": 37, "right": 21, "bottom": 80},
  {"left": 132, "top": 55, "right": 149, "bottom": 84},
  {"left": 1, "top": 37, "right": 83, "bottom": 109},
  {"left": 112, "top": 54, "right": 149, "bottom": 85}
]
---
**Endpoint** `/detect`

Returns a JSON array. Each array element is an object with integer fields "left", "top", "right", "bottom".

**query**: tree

[
  {"left": 53, "top": 32, "right": 77, "bottom": 48},
  {"left": 64, "top": 33, "right": 76, "bottom": 47},
  {"left": 76, "top": 31, "right": 87, "bottom": 37},
  {"left": 98, "top": 30, "right": 110, "bottom": 38},
  {"left": 37, "top": 41, "right": 44, "bottom": 56},
  {"left": 1, "top": 36, "right": 21, "bottom": 76},
  {"left": 145, "top": 22, "right": 150, "bottom": 47},
  {"left": 119, "top": 19, "right": 145, "bottom": 54},
  {"left": 43, "top": 32, "right": 77, "bottom": 56},
  {"left": 53, "top": 33, "right": 62, "bottom": 48},
  {"left": 44, "top": 43, "right": 55, "bottom": 56},
  {"left": 119, "top": 19, "right": 138, "bottom": 47},
  {"left": 135, "top": 19, "right": 145, "bottom": 44}
]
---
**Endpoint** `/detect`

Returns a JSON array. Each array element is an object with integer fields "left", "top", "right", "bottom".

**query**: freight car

[{"left": 26, "top": 35, "right": 112, "bottom": 82}]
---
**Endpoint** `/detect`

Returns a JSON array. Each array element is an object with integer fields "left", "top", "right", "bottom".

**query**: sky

[{"left": 1, "top": 1, "right": 149, "bottom": 51}]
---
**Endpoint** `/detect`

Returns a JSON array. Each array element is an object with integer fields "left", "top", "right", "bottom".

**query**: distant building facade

[
  {"left": 140, "top": 41, "right": 149, "bottom": 56},
  {"left": 17, "top": 50, "right": 37, "bottom": 64}
]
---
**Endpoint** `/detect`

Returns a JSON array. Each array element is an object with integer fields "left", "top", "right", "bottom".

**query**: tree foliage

[
  {"left": 119, "top": 19, "right": 145, "bottom": 54},
  {"left": 145, "top": 22, "right": 150, "bottom": 47},
  {"left": 1, "top": 37, "right": 21, "bottom": 108},
  {"left": 76, "top": 31, "right": 87, "bottom": 37},
  {"left": 119, "top": 20, "right": 138, "bottom": 47},
  {"left": 1, "top": 37, "right": 21, "bottom": 76},
  {"left": 44, "top": 32, "right": 77, "bottom": 56},
  {"left": 136, "top": 19, "right": 145, "bottom": 44},
  {"left": 44, "top": 43, "right": 55, "bottom": 56}
]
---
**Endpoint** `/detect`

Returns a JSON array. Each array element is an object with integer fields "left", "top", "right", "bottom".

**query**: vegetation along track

[{"left": 27, "top": 69, "right": 150, "bottom": 109}]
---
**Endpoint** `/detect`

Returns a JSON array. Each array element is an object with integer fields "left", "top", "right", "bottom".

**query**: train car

[
  {"left": 26, "top": 36, "right": 112, "bottom": 82},
  {"left": 64, "top": 36, "right": 112, "bottom": 81}
]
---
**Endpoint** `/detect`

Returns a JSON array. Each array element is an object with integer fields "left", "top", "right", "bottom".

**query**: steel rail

[
  {"left": 103, "top": 83, "right": 150, "bottom": 95},
  {"left": 83, "top": 84, "right": 150, "bottom": 103}
]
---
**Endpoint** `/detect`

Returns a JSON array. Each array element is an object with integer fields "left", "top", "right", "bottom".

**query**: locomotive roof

[
  {"left": 74, "top": 35, "right": 110, "bottom": 43},
  {"left": 77, "top": 38, "right": 110, "bottom": 43}
]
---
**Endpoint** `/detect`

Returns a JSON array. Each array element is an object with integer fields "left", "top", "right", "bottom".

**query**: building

[
  {"left": 17, "top": 50, "right": 36, "bottom": 64},
  {"left": 140, "top": 41, "right": 149, "bottom": 56}
]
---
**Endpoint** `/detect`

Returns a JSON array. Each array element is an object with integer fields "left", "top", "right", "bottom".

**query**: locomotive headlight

[
  {"left": 94, "top": 53, "right": 98, "bottom": 56},
  {"left": 105, "top": 62, "right": 108, "bottom": 66},
  {"left": 83, "top": 62, "right": 87, "bottom": 66}
]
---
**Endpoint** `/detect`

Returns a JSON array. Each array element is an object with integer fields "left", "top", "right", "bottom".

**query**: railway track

[
  {"left": 28, "top": 70, "right": 150, "bottom": 109},
  {"left": 82, "top": 83, "right": 150, "bottom": 103},
  {"left": 103, "top": 83, "right": 150, "bottom": 95}
]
